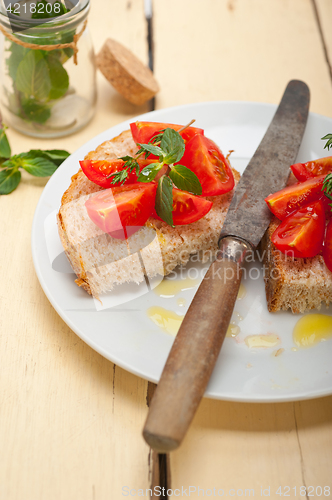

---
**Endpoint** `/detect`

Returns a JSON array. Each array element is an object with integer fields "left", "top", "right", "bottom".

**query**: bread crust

[
  {"left": 262, "top": 216, "right": 332, "bottom": 313},
  {"left": 57, "top": 130, "right": 240, "bottom": 297}
]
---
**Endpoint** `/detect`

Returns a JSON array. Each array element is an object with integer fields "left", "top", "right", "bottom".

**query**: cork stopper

[{"left": 96, "top": 38, "right": 160, "bottom": 105}]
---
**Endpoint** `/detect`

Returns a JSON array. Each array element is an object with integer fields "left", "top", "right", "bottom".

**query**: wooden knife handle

[{"left": 143, "top": 237, "right": 251, "bottom": 452}]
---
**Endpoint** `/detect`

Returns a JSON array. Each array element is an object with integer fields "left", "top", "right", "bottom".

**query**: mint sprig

[
  {"left": 111, "top": 120, "right": 202, "bottom": 225},
  {"left": 0, "top": 125, "right": 70, "bottom": 195},
  {"left": 5, "top": 2, "right": 73, "bottom": 127}
]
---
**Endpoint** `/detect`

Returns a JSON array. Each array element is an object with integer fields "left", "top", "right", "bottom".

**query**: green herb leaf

[
  {"left": 16, "top": 50, "right": 51, "bottom": 101},
  {"left": 322, "top": 134, "right": 332, "bottom": 151},
  {"left": 17, "top": 149, "right": 70, "bottom": 167},
  {"left": 20, "top": 156, "right": 58, "bottom": 177},
  {"left": 20, "top": 97, "right": 51, "bottom": 124},
  {"left": 119, "top": 156, "right": 139, "bottom": 174},
  {"left": 47, "top": 55, "right": 69, "bottom": 100},
  {"left": 138, "top": 163, "right": 163, "bottom": 182},
  {"left": 160, "top": 128, "right": 185, "bottom": 164},
  {"left": 6, "top": 43, "right": 27, "bottom": 81},
  {"left": 323, "top": 173, "right": 332, "bottom": 201},
  {"left": 0, "top": 169, "right": 21, "bottom": 194},
  {"left": 138, "top": 143, "right": 164, "bottom": 158},
  {"left": 0, "top": 127, "right": 11, "bottom": 159},
  {"left": 169, "top": 164, "right": 202, "bottom": 195},
  {"left": 155, "top": 175, "right": 174, "bottom": 226},
  {"left": 109, "top": 170, "right": 129, "bottom": 185},
  {"left": 150, "top": 130, "right": 166, "bottom": 144},
  {"left": 27, "top": 149, "right": 70, "bottom": 166}
]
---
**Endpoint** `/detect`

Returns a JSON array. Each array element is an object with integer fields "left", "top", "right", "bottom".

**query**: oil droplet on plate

[
  {"left": 147, "top": 306, "right": 184, "bottom": 336},
  {"left": 177, "top": 298, "right": 186, "bottom": 307},
  {"left": 226, "top": 323, "right": 241, "bottom": 337},
  {"left": 293, "top": 314, "right": 332, "bottom": 348},
  {"left": 237, "top": 283, "right": 247, "bottom": 300},
  {"left": 153, "top": 277, "right": 199, "bottom": 298},
  {"left": 245, "top": 334, "right": 280, "bottom": 348},
  {"left": 233, "top": 311, "right": 243, "bottom": 322}
]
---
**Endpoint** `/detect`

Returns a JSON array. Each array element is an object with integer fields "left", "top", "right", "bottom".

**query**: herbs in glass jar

[{"left": 0, "top": 0, "right": 96, "bottom": 137}]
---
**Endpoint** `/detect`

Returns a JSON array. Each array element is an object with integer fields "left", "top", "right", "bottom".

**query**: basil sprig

[
  {"left": 0, "top": 125, "right": 69, "bottom": 194},
  {"left": 110, "top": 124, "right": 202, "bottom": 226}
]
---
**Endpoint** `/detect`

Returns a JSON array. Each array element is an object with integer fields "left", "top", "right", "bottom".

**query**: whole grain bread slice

[
  {"left": 57, "top": 130, "right": 240, "bottom": 297},
  {"left": 261, "top": 214, "right": 332, "bottom": 314}
]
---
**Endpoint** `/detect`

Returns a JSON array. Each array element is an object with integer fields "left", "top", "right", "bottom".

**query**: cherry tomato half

[
  {"left": 323, "top": 218, "right": 332, "bottom": 272},
  {"left": 179, "top": 135, "right": 234, "bottom": 196},
  {"left": 271, "top": 199, "right": 325, "bottom": 258},
  {"left": 291, "top": 156, "right": 332, "bottom": 182},
  {"left": 80, "top": 159, "right": 156, "bottom": 189},
  {"left": 130, "top": 121, "right": 204, "bottom": 145},
  {"left": 151, "top": 187, "right": 213, "bottom": 225},
  {"left": 85, "top": 182, "right": 157, "bottom": 239},
  {"left": 265, "top": 175, "right": 326, "bottom": 220}
]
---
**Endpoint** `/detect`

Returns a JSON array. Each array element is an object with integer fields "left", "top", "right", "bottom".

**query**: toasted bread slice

[
  {"left": 57, "top": 130, "right": 240, "bottom": 297},
  {"left": 262, "top": 216, "right": 332, "bottom": 314}
]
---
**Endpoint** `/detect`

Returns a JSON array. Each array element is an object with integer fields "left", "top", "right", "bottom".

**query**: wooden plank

[
  {"left": 152, "top": 0, "right": 332, "bottom": 492},
  {"left": 315, "top": 0, "right": 332, "bottom": 78},
  {"left": 153, "top": 0, "right": 332, "bottom": 116},
  {"left": 0, "top": 1, "right": 152, "bottom": 499}
]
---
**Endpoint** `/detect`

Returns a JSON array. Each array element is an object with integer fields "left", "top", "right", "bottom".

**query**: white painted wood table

[{"left": 1, "top": 1, "right": 332, "bottom": 498}]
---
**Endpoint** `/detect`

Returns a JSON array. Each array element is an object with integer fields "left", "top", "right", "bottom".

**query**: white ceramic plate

[{"left": 31, "top": 101, "right": 332, "bottom": 402}]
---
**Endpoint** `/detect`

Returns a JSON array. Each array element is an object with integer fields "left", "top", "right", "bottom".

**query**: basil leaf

[
  {"left": 138, "top": 143, "right": 164, "bottom": 158},
  {"left": 16, "top": 50, "right": 51, "bottom": 101},
  {"left": 0, "top": 128, "right": 11, "bottom": 159},
  {"left": 169, "top": 164, "right": 202, "bottom": 195},
  {"left": 160, "top": 128, "right": 185, "bottom": 163},
  {"left": 27, "top": 149, "right": 70, "bottom": 166},
  {"left": 138, "top": 163, "right": 162, "bottom": 182},
  {"left": 0, "top": 169, "right": 21, "bottom": 194},
  {"left": 47, "top": 55, "right": 69, "bottom": 100},
  {"left": 21, "top": 157, "right": 58, "bottom": 177},
  {"left": 155, "top": 175, "right": 174, "bottom": 226}
]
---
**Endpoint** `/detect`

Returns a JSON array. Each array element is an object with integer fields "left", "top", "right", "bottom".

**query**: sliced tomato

[
  {"left": 291, "top": 156, "right": 332, "bottom": 181},
  {"left": 85, "top": 182, "right": 157, "bottom": 239},
  {"left": 130, "top": 121, "right": 204, "bottom": 145},
  {"left": 265, "top": 175, "right": 326, "bottom": 220},
  {"left": 323, "top": 218, "right": 332, "bottom": 272},
  {"left": 79, "top": 159, "right": 156, "bottom": 188},
  {"left": 271, "top": 200, "right": 325, "bottom": 258},
  {"left": 151, "top": 187, "right": 213, "bottom": 225},
  {"left": 179, "top": 135, "right": 234, "bottom": 196}
]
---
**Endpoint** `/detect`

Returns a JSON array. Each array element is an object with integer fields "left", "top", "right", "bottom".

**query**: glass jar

[{"left": 0, "top": 0, "right": 96, "bottom": 138}]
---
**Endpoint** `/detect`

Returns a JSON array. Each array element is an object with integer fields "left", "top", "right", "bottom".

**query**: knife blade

[{"left": 143, "top": 80, "right": 310, "bottom": 453}]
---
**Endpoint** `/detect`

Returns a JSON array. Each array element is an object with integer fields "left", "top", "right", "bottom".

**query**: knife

[{"left": 143, "top": 80, "right": 310, "bottom": 453}]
